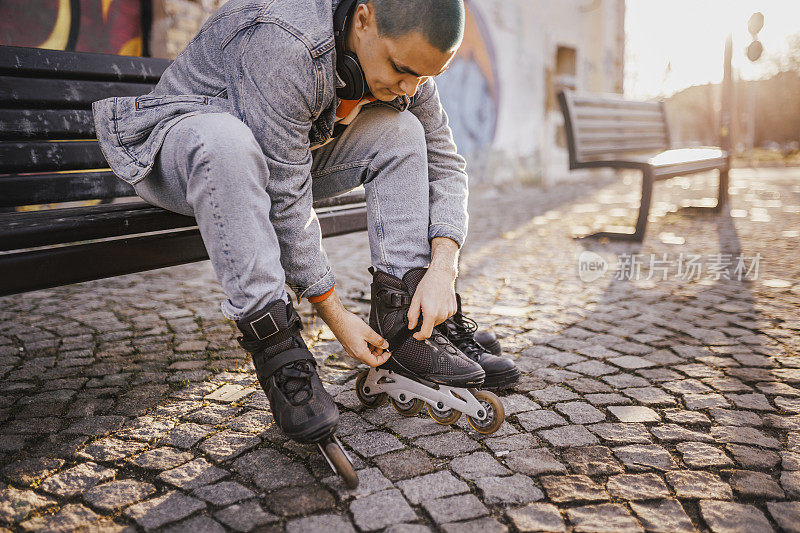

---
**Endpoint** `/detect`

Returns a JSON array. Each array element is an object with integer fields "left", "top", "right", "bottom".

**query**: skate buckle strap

[
  {"left": 380, "top": 290, "right": 412, "bottom": 308},
  {"left": 248, "top": 312, "right": 280, "bottom": 340},
  {"left": 261, "top": 348, "right": 316, "bottom": 380}
]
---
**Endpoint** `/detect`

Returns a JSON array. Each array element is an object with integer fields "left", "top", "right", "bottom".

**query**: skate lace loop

[
  {"left": 447, "top": 313, "right": 484, "bottom": 361},
  {"left": 276, "top": 360, "right": 315, "bottom": 405}
]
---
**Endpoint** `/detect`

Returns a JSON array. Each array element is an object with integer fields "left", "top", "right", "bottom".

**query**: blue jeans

[{"left": 132, "top": 106, "right": 431, "bottom": 320}]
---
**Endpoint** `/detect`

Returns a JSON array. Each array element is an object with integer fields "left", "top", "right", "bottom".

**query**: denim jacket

[{"left": 92, "top": 0, "right": 468, "bottom": 300}]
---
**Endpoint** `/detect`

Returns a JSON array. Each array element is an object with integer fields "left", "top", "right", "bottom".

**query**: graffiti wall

[{"left": 0, "top": 0, "right": 143, "bottom": 55}]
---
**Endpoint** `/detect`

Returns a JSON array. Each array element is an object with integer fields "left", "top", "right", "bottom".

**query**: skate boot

[
  {"left": 236, "top": 299, "right": 358, "bottom": 488},
  {"left": 437, "top": 294, "right": 521, "bottom": 390},
  {"left": 369, "top": 267, "right": 485, "bottom": 388},
  {"left": 355, "top": 267, "right": 505, "bottom": 435},
  {"left": 236, "top": 298, "right": 339, "bottom": 442}
]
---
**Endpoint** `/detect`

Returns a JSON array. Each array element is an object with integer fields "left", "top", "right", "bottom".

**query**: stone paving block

[
  {"left": 530, "top": 386, "right": 579, "bottom": 404},
  {"left": 161, "top": 514, "right": 226, "bottom": 533},
  {"left": 726, "top": 444, "right": 780, "bottom": 469},
  {"left": 198, "top": 430, "right": 261, "bottom": 462},
  {"left": 621, "top": 387, "right": 676, "bottom": 405},
  {"left": 699, "top": 500, "right": 773, "bottom": 533},
  {"left": 130, "top": 446, "right": 194, "bottom": 470},
  {"left": 540, "top": 475, "right": 608, "bottom": 503},
  {"left": 475, "top": 473, "right": 544, "bottom": 505},
  {"left": 554, "top": 402, "right": 605, "bottom": 424},
  {"left": 606, "top": 473, "right": 670, "bottom": 500},
  {"left": 61, "top": 415, "right": 126, "bottom": 436},
  {"left": 711, "top": 425, "right": 781, "bottom": 449},
  {"left": 373, "top": 448, "right": 436, "bottom": 481},
  {"left": 709, "top": 408, "right": 763, "bottom": 427},
  {"left": 84, "top": 479, "right": 156, "bottom": 512},
  {"left": 727, "top": 470, "right": 785, "bottom": 499},
  {"left": 666, "top": 471, "right": 732, "bottom": 499},
  {"left": 584, "top": 393, "right": 632, "bottom": 406},
  {"left": 19, "top": 503, "right": 102, "bottom": 532},
  {"left": 516, "top": 410, "right": 568, "bottom": 431},
  {"left": 566, "top": 503, "right": 643, "bottom": 533},
  {"left": 386, "top": 526, "right": 434, "bottom": 533},
  {"left": 157, "top": 458, "right": 229, "bottom": 490},
  {"left": 767, "top": 502, "right": 800, "bottom": 533},
  {"left": 783, "top": 451, "right": 800, "bottom": 470},
  {"left": 450, "top": 451, "right": 511, "bottom": 480},
  {"left": 39, "top": 461, "right": 116, "bottom": 498},
  {"left": 506, "top": 503, "right": 565, "bottom": 532},
  {"left": 422, "top": 493, "right": 489, "bottom": 524},
  {"left": 162, "top": 422, "right": 214, "bottom": 449},
  {"left": 125, "top": 491, "right": 206, "bottom": 531},
  {"left": 264, "top": 484, "right": 336, "bottom": 517},
  {"left": 2, "top": 457, "right": 64, "bottom": 487},
  {"left": 483, "top": 433, "right": 539, "bottom": 454},
  {"left": 77, "top": 436, "right": 148, "bottom": 461},
  {"left": 629, "top": 499, "right": 694, "bottom": 532},
  {"left": 441, "top": 517, "right": 507, "bottom": 533},
  {"left": 0, "top": 487, "right": 57, "bottom": 524},
  {"left": 613, "top": 444, "right": 676, "bottom": 471},
  {"left": 343, "top": 430, "right": 404, "bottom": 457},
  {"left": 563, "top": 446, "right": 624, "bottom": 475},
  {"left": 504, "top": 449, "right": 566, "bottom": 475},
  {"left": 192, "top": 481, "right": 255, "bottom": 505},
  {"left": 683, "top": 394, "right": 731, "bottom": 410},
  {"left": 608, "top": 406, "right": 660, "bottom": 423},
  {"left": 414, "top": 431, "right": 480, "bottom": 457},
  {"left": 116, "top": 416, "right": 177, "bottom": 442},
  {"left": 566, "top": 360, "right": 617, "bottom": 377},
  {"left": 604, "top": 374, "right": 650, "bottom": 388},
  {"left": 350, "top": 489, "right": 417, "bottom": 531},
  {"left": 662, "top": 379, "right": 712, "bottom": 395},
  {"left": 214, "top": 500, "right": 278, "bottom": 532},
  {"left": 388, "top": 416, "right": 450, "bottom": 438},
  {"left": 587, "top": 423, "right": 652, "bottom": 444},
  {"left": 781, "top": 471, "right": 800, "bottom": 498},
  {"left": 539, "top": 424, "right": 599, "bottom": 447},
  {"left": 676, "top": 442, "right": 733, "bottom": 468},
  {"left": 650, "top": 424, "right": 714, "bottom": 443},
  {"left": 608, "top": 356, "right": 655, "bottom": 369},
  {"left": 233, "top": 448, "right": 314, "bottom": 490},
  {"left": 502, "top": 394, "right": 542, "bottom": 414},
  {"left": 397, "top": 470, "right": 469, "bottom": 504},
  {"left": 726, "top": 393, "right": 774, "bottom": 411},
  {"left": 286, "top": 513, "right": 357, "bottom": 533},
  {"left": 324, "top": 466, "right": 393, "bottom": 497}
]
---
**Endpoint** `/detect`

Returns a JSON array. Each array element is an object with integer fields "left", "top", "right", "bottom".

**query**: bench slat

[
  {"left": 570, "top": 93, "right": 662, "bottom": 111},
  {"left": 0, "top": 141, "right": 107, "bottom": 173},
  {"left": 0, "top": 171, "right": 132, "bottom": 207},
  {"left": 572, "top": 107, "right": 664, "bottom": 121},
  {"left": 0, "top": 109, "right": 96, "bottom": 140},
  {"left": 0, "top": 206, "right": 368, "bottom": 297},
  {"left": 0, "top": 76, "right": 153, "bottom": 109},
  {"left": 0, "top": 45, "right": 169, "bottom": 82}
]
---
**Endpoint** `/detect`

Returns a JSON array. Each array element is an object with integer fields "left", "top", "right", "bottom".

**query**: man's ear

[{"left": 354, "top": 2, "right": 374, "bottom": 33}]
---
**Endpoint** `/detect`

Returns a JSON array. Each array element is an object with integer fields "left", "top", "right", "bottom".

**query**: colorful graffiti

[
  {"left": 0, "top": 0, "right": 143, "bottom": 55},
  {"left": 436, "top": 1, "right": 499, "bottom": 157}
]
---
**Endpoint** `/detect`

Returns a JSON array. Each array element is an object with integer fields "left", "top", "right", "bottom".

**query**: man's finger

[
  {"left": 414, "top": 313, "right": 435, "bottom": 341},
  {"left": 407, "top": 296, "right": 421, "bottom": 329},
  {"left": 367, "top": 329, "right": 389, "bottom": 350}
]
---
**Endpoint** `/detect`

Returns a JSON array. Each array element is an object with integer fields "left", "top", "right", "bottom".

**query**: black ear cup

[{"left": 337, "top": 51, "right": 368, "bottom": 100}]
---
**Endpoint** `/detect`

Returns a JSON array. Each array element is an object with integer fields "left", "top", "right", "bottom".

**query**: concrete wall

[{"left": 152, "top": 0, "right": 625, "bottom": 186}]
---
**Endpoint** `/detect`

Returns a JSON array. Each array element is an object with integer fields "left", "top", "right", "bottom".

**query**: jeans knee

[{"left": 186, "top": 113, "right": 261, "bottom": 165}]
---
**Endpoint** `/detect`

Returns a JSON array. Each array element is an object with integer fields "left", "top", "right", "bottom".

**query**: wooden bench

[
  {"left": 0, "top": 45, "right": 367, "bottom": 297},
  {"left": 558, "top": 90, "right": 729, "bottom": 241}
]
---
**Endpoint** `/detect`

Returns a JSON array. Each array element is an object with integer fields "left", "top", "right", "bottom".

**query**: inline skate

[
  {"left": 236, "top": 298, "right": 358, "bottom": 489},
  {"left": 355, "top": 267, "right": 505, "bottom": 434},
  {"left": 437, "top": 294, "right": 520, "bottom": 390}
]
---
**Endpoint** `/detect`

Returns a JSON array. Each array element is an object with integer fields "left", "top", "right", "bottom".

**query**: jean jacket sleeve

[
  {"left": 406, "top": 79, "right": 469, "bottom": 248},
  {"left": 233, "top": 23, "right": 335, "bottom": 300}
]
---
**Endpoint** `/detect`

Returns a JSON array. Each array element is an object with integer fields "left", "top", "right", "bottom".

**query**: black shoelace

[
  {"left": 275, "top": 360, "right": 315, "bottom": 405},
  {"left": 446, "top": 313, "right": 485, "bottom": 361}
]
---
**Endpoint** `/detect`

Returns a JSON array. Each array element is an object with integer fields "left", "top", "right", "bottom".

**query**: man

[{"left": 93, "top": 0, "right": 518, "bottom": 443}]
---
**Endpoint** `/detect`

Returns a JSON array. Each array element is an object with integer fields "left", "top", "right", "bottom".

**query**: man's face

[{"left": 348, "top": 3, "right": 458, "bottom": 101}]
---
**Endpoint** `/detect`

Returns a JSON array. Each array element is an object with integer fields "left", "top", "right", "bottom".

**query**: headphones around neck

[{"left": 333, "top": 0, "right": 368, "bottom": 100}]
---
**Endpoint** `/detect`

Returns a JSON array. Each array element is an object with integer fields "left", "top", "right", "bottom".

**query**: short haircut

[{"left": 361, "top": 0, "right": 465, "bottom": 52}]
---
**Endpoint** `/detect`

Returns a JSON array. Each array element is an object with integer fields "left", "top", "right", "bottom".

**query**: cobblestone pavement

[{"left": 1, "top": 167, "right": 799, "bottom": 532}]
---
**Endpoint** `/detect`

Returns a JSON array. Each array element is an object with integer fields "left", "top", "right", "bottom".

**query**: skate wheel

[
  {"left": 356, "top": 370, "right": 386, "bottom": 408},
  {"left": 467, "top": 390, "right": 505, "bottom": 435},
  {"left": 426, "top": 403, "right": 462, "bottom": 425},
  {"left": 390, "top": 396, "right": 424, "bottom": 417},
  {"left": 323, "top": 439, "right": 359, "bottom": 490}
]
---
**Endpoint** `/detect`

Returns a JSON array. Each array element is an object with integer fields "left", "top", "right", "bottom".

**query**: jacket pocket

[{"left": 135, "top": 94, "right": 210, "bottom": 110}]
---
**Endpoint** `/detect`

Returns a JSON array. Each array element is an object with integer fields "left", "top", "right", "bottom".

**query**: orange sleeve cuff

[{"left": 307, "top": 286, "right": 335, "bottom": 303}]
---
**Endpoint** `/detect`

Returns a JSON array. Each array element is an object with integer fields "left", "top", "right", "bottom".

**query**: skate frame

[
  {"left": 317, "top": 435, "right": 353, "bottom": 474},
  {"left": 363, "top": 368, "right": 489, "bottom": 420}
]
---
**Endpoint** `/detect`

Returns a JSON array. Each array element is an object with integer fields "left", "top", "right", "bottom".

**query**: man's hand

[
  {"left": 407, "top": 237, "right": 460, "bottom": 341},
  {"left": 313, "top": 289, "right": 390, "bottom": 367}
]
